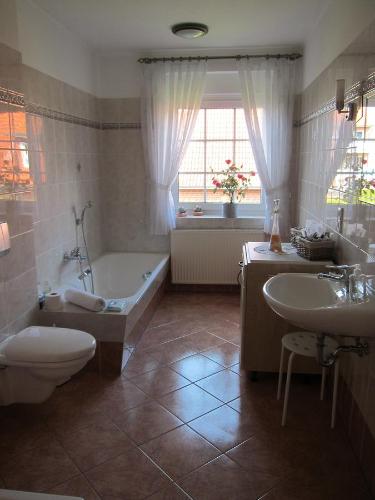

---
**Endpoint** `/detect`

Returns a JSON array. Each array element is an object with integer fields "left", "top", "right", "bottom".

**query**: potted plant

[
  {"left": 193, "top": 205, "right": 204, "bottom": 216},
  {"left": 177, "top": 207, "right": 187, "bottom": 217},
  {"left": 212, "top": 160, "right": 256, "bottom": 218}
]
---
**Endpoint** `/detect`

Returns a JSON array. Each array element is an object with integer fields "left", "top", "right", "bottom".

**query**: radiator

[{"left": 171, "top": 229, "right": 264, "bottom": 284}]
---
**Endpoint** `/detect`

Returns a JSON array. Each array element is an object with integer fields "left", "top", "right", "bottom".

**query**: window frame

[{"left": 176, "top": 98, "right": 265, "bottom": 217}]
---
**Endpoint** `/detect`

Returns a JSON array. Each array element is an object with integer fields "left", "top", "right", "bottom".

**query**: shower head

[
  {"left": 80, "top": 200, "right": 93, "bottom": 224},
  {"left": 74, "top": 201, "right": 93, "bottom": 226}
]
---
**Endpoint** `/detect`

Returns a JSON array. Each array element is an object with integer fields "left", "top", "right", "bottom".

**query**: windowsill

[{"left": 175, "top": 215, "right": 265, "bottom": 230}]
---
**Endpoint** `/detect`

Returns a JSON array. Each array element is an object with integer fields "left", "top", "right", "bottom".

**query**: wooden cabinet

[{"left": 240, "top": 242, "right": 332, "bottom": 375}]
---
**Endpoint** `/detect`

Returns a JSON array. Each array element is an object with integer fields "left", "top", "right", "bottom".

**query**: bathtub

[
  {"left": 63, "top": 252, "right": 169, "bottom": 314},
  {"left": 39, "top": 252, "right": 170, "bottom": 374}
]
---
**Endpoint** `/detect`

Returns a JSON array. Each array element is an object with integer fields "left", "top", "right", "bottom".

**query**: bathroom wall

[
  {"left": 0, "top": 42, "right": 38, "bottom": 335},
  {"left": 296, "top": 19, "right": 375, "bottom": 493},
  {"left": 16, "top": 0, "right": 97, "bottom": 94},
  {"left": 24, "top": 65, "right": 104, "bottom": 291},
  {"left": 99, "top": 98, "right": 170, "bottom": 253},
  {"left": 302, "top": 0, "right": 375, "bottom": 89}
]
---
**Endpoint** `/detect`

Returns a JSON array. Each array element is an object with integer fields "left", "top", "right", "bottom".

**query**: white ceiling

[{"left": 31, "top": 0, "right": 329, "bottom": 53}]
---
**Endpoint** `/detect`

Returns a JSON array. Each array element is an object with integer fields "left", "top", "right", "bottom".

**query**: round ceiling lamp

[{"left": 171, "top": 23, "right": 209, "bottom": 39}]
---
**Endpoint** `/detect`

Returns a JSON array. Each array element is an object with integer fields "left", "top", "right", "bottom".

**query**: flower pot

[{"left": 222, "top": 202, "right": 237, "bottom": 218}]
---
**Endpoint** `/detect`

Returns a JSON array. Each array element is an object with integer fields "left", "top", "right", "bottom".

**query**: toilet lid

[{"left": 4, "top": 326, "right": 96, "bottom": 363}]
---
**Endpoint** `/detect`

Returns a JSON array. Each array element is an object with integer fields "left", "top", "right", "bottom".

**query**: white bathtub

[
  {"left": 40, "top": 251, "right": 170, "bottom": 373},
  {"left": 62, "top": 252, "right": 169, "bottom": 315}
]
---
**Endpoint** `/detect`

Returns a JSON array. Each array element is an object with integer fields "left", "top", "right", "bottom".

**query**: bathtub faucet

[
  {"left": 63, "top": 247, "right": 87, "bottom": 262},
  {"left": 78, "top": 268, "right": 92, "bottom": 280}
]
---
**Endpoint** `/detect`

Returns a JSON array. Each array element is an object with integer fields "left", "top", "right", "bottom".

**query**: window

[
  {"left": 328, "top": 97, "right": 375, "bottom": 205},
  {"left": 178, "top": 107, "right": 262, "bottom": 212}
]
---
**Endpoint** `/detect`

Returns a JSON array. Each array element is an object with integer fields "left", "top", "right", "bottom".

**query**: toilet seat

[{"left": 0, "top": 326, "right": 96, "bottom": 365}]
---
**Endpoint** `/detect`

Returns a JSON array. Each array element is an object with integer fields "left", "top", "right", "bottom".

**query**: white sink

[{"left": 263, "top": 273, "right": 375, "bottom": 338}]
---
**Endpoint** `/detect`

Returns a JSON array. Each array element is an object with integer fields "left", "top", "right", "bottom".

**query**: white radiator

[{"left": 171, "top": 229, "right": 264, "bottom": 284}]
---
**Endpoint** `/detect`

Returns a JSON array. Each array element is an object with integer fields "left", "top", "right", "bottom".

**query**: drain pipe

[{"left": 316, "top": 333, "right": 370, "bottom": 368}]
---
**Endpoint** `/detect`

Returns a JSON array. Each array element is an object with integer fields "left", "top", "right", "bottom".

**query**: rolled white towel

[{"left": 64, "top": 288, "right": 106, "bottom": 312}]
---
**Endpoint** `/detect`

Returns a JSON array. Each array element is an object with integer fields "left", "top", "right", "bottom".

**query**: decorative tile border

[
  {"left": 0, "top": 86, "right": 141, "bottom": 129},
  {"left": 296, "top": 71, "right": 375, "bottom": 127},
  {"left": 26, "top": 103, "right": 102, "bottom": 129},
  {"left": 0, "top": 87, "right": 25, "bottom": 107},
  {"left": 102, "top": 122, "right": 141, "bottom": 130}
]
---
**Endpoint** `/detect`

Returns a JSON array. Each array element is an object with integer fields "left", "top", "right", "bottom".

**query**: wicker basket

[
  {"left": 296, "top": 237, "right": 335, "bottom": 261},
  {"left": 290, "top": 228, "right": 304, "bottom": 247}
]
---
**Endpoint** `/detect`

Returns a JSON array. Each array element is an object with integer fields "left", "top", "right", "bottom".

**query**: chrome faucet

[
  {"left": 63, "top": 247, "right": 87, "bottom": 262},
  {"left": 318, "top": 264, "right": 357, "bottom": 295},
  {"left": 78, "top": 268, "right": 92, "bottom": 280}
]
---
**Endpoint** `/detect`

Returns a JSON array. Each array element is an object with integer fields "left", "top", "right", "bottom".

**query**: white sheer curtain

[
  {"left": 237, "top": 58, "right": 296, "bottom": 236},
  {"left": 142, "top": 60, "right": 207, "bottom": 235}
]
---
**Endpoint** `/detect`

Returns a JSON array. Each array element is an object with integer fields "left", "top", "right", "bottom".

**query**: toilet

[{"left": 0, "top": 326, "right": 96, "bottom": 405}]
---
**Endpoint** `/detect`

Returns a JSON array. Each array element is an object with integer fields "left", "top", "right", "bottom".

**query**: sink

[{"left": 263, "top": 273, "right": 375, "bottom": 338}]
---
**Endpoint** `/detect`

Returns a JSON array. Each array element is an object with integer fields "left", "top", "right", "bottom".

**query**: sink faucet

[
  {"left": 63, "top": 247, "right": 87, "bottom": 262},
  {"left": 317, "top": 264, "right": 357, "bottom": 295}
]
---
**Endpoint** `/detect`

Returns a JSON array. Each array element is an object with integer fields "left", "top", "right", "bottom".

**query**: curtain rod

[{"left": 138, "top": 53, "right": 302, "bottom": 64}]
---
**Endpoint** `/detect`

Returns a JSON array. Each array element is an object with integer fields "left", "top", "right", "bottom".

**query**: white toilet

[{"left": 0, "top": 326, "right": 96, "bottom": 405}]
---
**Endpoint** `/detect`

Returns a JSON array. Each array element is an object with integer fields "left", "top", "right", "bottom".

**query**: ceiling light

[{"left": 171, "top": 23, "right": 208, "bottom": 39}]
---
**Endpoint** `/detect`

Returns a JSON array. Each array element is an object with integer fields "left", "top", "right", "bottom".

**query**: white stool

[{"left": 277, "top": 332, "right": 340, "bottom": 429}]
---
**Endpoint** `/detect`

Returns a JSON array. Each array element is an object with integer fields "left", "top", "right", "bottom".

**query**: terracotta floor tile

[
  {"left": 100, "top": 378, "right": 152, "bottom": 416},
  {"left": 170, "top": 354, "right": 224, "bottom": 383},
  {"left": 227, "top": 432, "right": 294, "bottom": 480},
  {"left": 86, "top": 448, "right": 171, "bottom": 500},
  {"left": 131, "top": 366, "right": 191, "bottom": 397},
  {"left": 228, "top": 395, "right": 281, "bottom": 432},
  {"left": 0, "top": 414, "right": 55, "bottom": 465},
  {"left": 206, "top": 322, "right": 241, "bottom": 345},
  {"left": 46, "top": 405, "right": 110, "bottom": 440},
  {"left": 1, "top": 292, "right": 367, "bottom": 498},
  {"left": 137, "top": 319, "right": 202, "bottom": 351},
  {"left": 202, "top": 342, "right": 240, "bottom": 367},
  {"left": 188, "top": 404, "right": 255, "bottom": 452},
  {"left": 0, "top": 438, "right": 79, "bottom": 492},
  {"left": 195, "top": 369, "right": 246, "bottom": 403},
  {"left": 158, "top": 384, "right": 223, "bottom": 422},
  {"left": 141, "top": 425, "right": 221, "bottom": 480},
  {"left": 229, "top": 363, "right": 247, "bottom": 375},
  {"left": 48, "top": 474, "right": 101, "bottom": 499},
  {"left": 113, "top": 401, "right": 183, "bottom": 445},
  {"left": 183, "top": 331, "right": 225, "bottom": 351},
  {"left": 146, "top": 336, "right": 199, "bottom": 365},
  {"left": 260, "top": 475, "right": 372, "bottom": 500},
  {"left": 123, "top": 349, "right": 164, "bottom": 378},
  {"left": 59, "top": 419, "right": 134, "bottom": 472},
  {"left": 147, "top": 482, "right": 191, "bottom": 499},
  {"left": 179, "top": 454, "right": 276, "bottom": 500}
]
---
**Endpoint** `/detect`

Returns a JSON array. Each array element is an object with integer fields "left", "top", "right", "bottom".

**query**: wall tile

[{"left": 296, "top": 20, "right": 375, "bottom": 452}]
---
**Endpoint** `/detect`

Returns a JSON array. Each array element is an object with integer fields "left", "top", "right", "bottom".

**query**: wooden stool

[{"left": 277, "top": 332, "right": 339, "bottom": 428}]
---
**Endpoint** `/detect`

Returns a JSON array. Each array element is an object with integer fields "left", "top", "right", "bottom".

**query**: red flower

[
  {"left": 237, "top": 174, "right": 244, "bottom": 179},
  {"left": 225, "top": 159, "right": 232, "bottom": 165},
  {"left": 250, "top": 171, "right": 256, "bottom": 176},
  {"left": 216, "top": 182, "right": 222, "bottom": 188},
  {"left": 362, "top": 159, "right": 368, "bottom": 165}
]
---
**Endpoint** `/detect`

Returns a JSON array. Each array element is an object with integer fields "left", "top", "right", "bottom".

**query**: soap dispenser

[{"left": 349, "top": 264, "right": 362, "bottom": 302}]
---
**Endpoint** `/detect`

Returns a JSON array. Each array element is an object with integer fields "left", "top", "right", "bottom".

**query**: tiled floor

[{"left": 0, "top": 292, "right": 372, "bottom": 499}]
